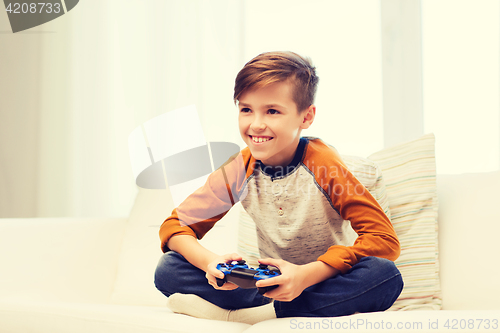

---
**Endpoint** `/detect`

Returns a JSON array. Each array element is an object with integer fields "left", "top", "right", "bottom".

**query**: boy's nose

[{"left": 251, "top": 118, "right": 266, "bottom": 131}]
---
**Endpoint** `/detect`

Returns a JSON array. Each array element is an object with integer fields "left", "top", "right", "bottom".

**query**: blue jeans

[{"left": 154, "top": 251, "right": 403, "bottom": 318}]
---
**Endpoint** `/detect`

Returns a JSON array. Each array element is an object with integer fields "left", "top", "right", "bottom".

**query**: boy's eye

[
  {"left": 240, "top": 107, "right": 251, "bottom": 113},
  {"left": 268, "top": 109, "right": 280, "bottom": 115}
]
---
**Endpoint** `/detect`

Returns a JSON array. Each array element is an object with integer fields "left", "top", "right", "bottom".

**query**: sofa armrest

[{"left": 0, "top": 217, "right": 127, "bottom": 304}]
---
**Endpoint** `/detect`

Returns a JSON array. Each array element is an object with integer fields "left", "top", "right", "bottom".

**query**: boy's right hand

[{"left": 205, "top": 253, "right": 243, "bottom": 290}]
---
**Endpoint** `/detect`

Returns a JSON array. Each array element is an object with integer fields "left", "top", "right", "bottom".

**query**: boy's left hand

[{"left": 255, "top": 258, "right": 309, "bottom": 302}]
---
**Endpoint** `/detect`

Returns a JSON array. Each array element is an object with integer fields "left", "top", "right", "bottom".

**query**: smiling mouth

[{"left": 249, "top": 135, "right": 273, "bottom": 143}]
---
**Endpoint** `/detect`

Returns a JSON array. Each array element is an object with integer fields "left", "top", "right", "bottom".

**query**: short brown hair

[{"left": 233, "top": 51, "right": 319, "bottom": 112}]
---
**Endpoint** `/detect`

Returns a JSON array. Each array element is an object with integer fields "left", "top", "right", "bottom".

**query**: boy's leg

[
  {"left": 154, "top": 251, "right": 270, "bottom": 310},
  {"left": 273, "top": 256, "right": 403, "bottom": 318}
]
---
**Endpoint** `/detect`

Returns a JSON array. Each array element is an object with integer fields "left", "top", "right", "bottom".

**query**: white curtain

[{"left": 35, "top": 0, "right": 244, "bottom": 217}]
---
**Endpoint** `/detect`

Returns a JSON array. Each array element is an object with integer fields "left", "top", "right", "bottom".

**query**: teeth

[{"left": 252, "top": 136, "right": 271, "bottom": 143}]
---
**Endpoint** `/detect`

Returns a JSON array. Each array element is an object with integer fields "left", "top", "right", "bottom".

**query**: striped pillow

[
  {"left": 237, "top": 133, "right": 441, "bottom": 311},
  {"left": 369, "top": 133, "right": 441, "bottom": 310}
]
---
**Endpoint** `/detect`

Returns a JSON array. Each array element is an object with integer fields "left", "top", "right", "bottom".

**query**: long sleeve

[
  {"left": 159, "top": 149, "right": 255, "bottom": 253},
  {"left": 305, "top": 140, "right": 400, "bottom": 273}
]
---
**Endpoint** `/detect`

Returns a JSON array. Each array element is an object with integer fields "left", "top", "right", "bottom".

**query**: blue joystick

[{"left": 215, "top": 259, "right": 281, "bottom": 295}]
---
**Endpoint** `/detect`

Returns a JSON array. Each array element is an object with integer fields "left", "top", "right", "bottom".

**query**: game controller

[{"left": 216, "top": 260, "right": 281, "bottom": 295}]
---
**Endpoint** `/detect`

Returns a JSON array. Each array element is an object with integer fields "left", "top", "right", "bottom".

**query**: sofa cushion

[
  {"left": 109, "top": 188, "right": 172, "bottom": 306},
  {"left": 369, "top": 133, "right": 440, "bottom": 310},
  {"left": 238, "top": 133, "right": 441, "bottom": 311},
  {"left": 0, "top": 218, "right": 126, "bottom": 304},
  {"left": 437, "top": 170, "right": 500, "bottom": 310},
  {"left": 0, "top": 300, "right": 250, "bottom": 333}
]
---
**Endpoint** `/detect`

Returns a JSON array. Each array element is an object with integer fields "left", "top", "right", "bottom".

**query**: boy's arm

[
  {"left": 159, "top": 150, "right": 252, "bottom": 250},
  {"left": 167, "top": 235, "right": 219, "bottom": 272},
  {"left": 167, "top": 234, "right": 244, "bottom": 291},
  {"left": 159, "top": 207, "right": 227, "bottom": 253},
  {"left": 305, "top": 147, "right": 400, "bottom": 274},
  {"left": 317, "top": 162, "right": 400, "bottom": 274},
  {"left": 300, "top": 261, "right": 340, "bottom": 286}
]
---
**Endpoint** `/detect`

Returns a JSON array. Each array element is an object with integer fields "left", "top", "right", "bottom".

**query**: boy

[{"left": 154, "top": 51, "right": 403, "bottom": 324}]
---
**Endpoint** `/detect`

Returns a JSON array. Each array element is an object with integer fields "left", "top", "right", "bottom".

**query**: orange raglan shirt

[{"left": 159, "top": 137, "right": 400, "bottom": 274}]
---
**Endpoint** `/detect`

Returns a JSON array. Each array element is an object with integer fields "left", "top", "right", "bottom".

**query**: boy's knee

[
  {"left": 368, "top": 257, "right": 403, "bottom": 290},
  {"left": 154, "top": 251, "right": 184, "bottom": 295},
  {"left": 155, "top": 251, "right": 178, "bottom": 274},
  {"left": 359, "top": 257, "right": 403, "bottom": 289},
  {"left": 360, "top": 256, "right": 399, "bottom": 275},
  {"left": 356, "top": 257, "right": 404, "bottom": 310}
]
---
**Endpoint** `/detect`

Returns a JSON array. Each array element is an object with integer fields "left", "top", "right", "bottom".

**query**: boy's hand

[
  {"left": 256, "top": 258, "right": 340, "bottom": 302},
  {"left": 255, "top": 258, "right": 308, "bottom": 302},
  {"left": 205, "top": 253, "right": 243, "bottom": 290}
]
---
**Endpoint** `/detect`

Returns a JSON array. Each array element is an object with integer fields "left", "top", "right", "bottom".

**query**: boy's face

[{"left": 237, "top": 80, "right": 315, "bottom": 167}]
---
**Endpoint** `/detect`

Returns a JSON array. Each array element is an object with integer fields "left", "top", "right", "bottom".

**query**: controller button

[
  {"left": 237, "top": 260, "right": 246, "bottom": 265},
  {"left": 259, "top": 264, "right": 268, "bottom": 270}
]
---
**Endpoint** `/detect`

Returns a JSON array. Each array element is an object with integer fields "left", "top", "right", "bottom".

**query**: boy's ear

[{"left": 301, "top": 105, "right": 316, "bottom": 129}]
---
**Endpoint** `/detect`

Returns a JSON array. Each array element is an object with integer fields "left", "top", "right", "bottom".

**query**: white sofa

[{"left": 1, "top": 138, "right": 500, "bottom": 332}]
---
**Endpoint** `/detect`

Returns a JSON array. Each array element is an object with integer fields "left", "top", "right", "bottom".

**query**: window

[{"left": 422, "top": 0, "right": 500, "bottom": 174}]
